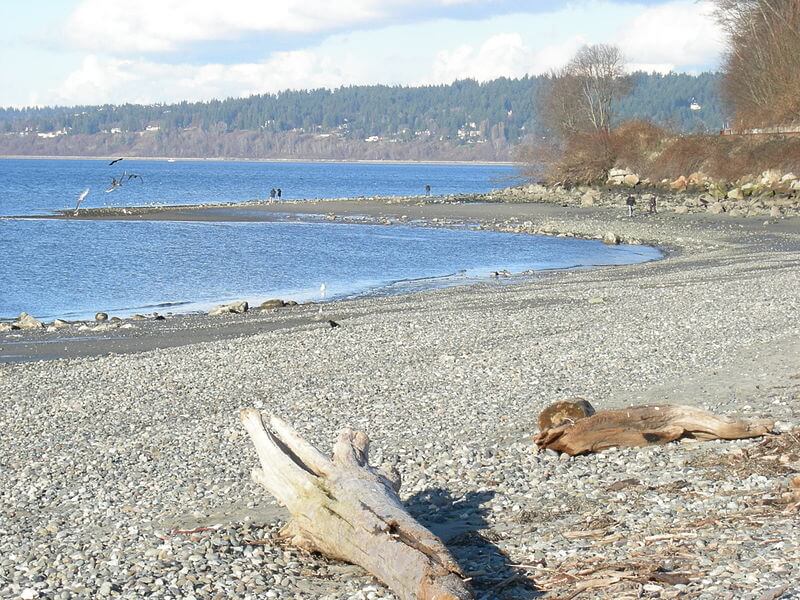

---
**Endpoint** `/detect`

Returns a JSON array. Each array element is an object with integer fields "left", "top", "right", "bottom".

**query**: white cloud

[
  {"left": 429, "top": 33, "right": 585, "bottom": 83},
  {"left": 47, "top": 51, "right": 364, "bottom": 106},
  {"left": 65, "top": 0, "right": 494, "bottom": 53},
  {"left": 617, "top": 0, "right": 725, "bottom": 71}
]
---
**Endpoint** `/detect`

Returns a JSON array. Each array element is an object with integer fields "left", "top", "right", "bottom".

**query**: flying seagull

[
  {"left": 125, "top": 173, "right": 143, "bottom": 183},
  {"left": 109, "top": 158, "right": 124, "bottom": 166},
  {"left": 74, "top": 188, "right": 90, "bottom": 215},
  {"left": 105, "top": 176, "right": 123, "bottom": 193}
]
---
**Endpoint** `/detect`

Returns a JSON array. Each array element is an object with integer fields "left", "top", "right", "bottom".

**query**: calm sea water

[
  {"left": 0, "top": 159, "right": 661, "bottom": 320},
  {"left": 0, "top": 158, "right": 519, "bottom": 216}
]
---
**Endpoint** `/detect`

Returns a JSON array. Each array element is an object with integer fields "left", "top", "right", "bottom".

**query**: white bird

[
  {"left": 318, "top": 283, "right": 327, "bottom": 316},
  {"left": 74, "top": 188, "right": 90, "bottom": 215}
]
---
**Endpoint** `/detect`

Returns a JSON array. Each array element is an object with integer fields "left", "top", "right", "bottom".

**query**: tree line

[{"left": 0, "top": 73, "right": 725, "bottom": 144}]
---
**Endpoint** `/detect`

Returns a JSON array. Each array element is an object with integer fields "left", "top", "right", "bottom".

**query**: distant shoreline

[{"left": 0, "top": 154, "right": 517, "bottom": 167}]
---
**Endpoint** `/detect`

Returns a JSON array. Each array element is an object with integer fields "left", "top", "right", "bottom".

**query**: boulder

[
  {"left": 669, "top": 176, "right": 688, "bottom": 191},
  {"left": 708, "top": 183, "right": 727, "bottom": 200},
  {"left": 0, "top": 322, "right": 19, "bottom": 332},
  {"left": 95, "top": 312, "right": 108, "bottom": 322},
  {"left": 780, "top": 173, "right": 797, "bottom": 183},
  {"left": 674, "top": 206, "right": 689, "bottom": 214},
  {"left": 209, "top": 300, "right": 249, "bottom": 316},
  {"left": 688, "top": 172, "right": 708, "bottom": 186},
  {"left": 580, "top": 189, "right": 600, "bottom": 207},
  {"left": 15, "top": 312, "right": 45, "bottom": 330},
  {"left": 606, "top": 168, "right": 633, "bottom": 186},
  {"left": 259, "top": 299, "right": 286, "bottom": 310},
  {"left": 622, "top": 173, "right": 640, "bottom": 188},
  {"left": 739, "top": 183, "right": 759, "bottom": 197},
  {"left": 602, "top": 232, "right": 620, "bottom": 245},
  {"left": 228, "top": 300, "right": 249, "bottom": 314},
  {"left": 760, "top": 169, "right": 782, "bottom": 186},
  {"left": 51, "top": 319, "right": 71, "bottom": 329},
  {"left": 284, "top": 300, "right": 299, "bottom": 306},
  {"left": 770, "top": 206, "right": 783, "bottom": 218},
  {"left": 727, "top": 188, "right": 744, "bottom": 200},
  {"left": 588, "top": 297, "right": 606, "bottom": 305},
  {"left": 708, "top": 202, "right": 725, "bottom": 214}
]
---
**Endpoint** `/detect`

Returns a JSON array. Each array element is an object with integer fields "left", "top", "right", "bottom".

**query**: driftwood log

[
  {"left": 534, "top": 401, "right": 774, "bottom": 456},
  {"left": 240, "top": 409, "right": 474, "bottom": 600}
]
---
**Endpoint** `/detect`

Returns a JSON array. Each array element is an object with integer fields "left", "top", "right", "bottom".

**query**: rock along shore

[{"left": 1, "top": 198, "right": 799, "bottom": 599}]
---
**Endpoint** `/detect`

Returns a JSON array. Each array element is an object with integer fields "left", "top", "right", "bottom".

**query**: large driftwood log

[
  {"left": 240, "top": 409, "right": 474, "bottom": 600},
  {"left": 534, "top": 402, "right": 774, "bottom": 456}
]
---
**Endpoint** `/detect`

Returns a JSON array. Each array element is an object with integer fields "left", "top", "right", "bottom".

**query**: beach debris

[
  {"left": 259, "top": 299, "right": 286, "bottom": 310},
  {"left": 14, "top": 312, "right": 45, "bottom": 330},
  {"left": 534, "top": 400, "right": 774, "bottom": 456},
  {"left": 240, "top": 410, "right": 474, "bottom": 600},
  {"left": 209, "top": 301, "right": 249, "bottom": 316},
  {"left": 0, "top": 322, "right": 20, "bottom": 332},
  {"left": 328, "top": 319, "right": 341, "bottom": 328},
  {"left": 95, "top": 312, "right": 109, "bottom": 322},
  {"left": 74, "top": 188, "right": 90, "bottom": 215},
  {"left": 588, "top": 296, "right": 606, "bottom": 305}
]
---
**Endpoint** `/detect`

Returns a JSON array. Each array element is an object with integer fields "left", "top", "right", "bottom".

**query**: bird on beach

[
  {"left": 318, "top": 283, "right": 327, "bottom": 316},
  {"left": 328, "top": 319, "right": 340, "bottom": 328},
  {"left": 109, "top": 158, "right": 124, "bottom": 166},
  {"left": 74, "top": 188, "right": 90, "bottom": 215}
]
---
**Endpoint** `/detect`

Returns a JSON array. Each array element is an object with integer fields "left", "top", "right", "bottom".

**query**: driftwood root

[
  {"left": 241, "top": 409, "right": 474, "bottom": 600},
  {"left": 534, "top": 401, "right": 774, "bottom": 456}
]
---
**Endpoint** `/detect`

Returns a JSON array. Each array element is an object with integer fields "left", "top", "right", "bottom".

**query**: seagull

[
  {"left": 318, "top": 283, "right": 327, "bottom": 316},
  {"left": 74, "top": 188, "right": 90, "bottom": 215},
  {"left": 105, "top": 177, "right": 123, "bottom": 193},
  {"left": 125, "top": 173, "right": 143, "bottom": 183},
  {"left": 109, "top": 158, "right": 124, "bottom": 166}
]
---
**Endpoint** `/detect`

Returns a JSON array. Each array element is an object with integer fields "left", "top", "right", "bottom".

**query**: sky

[{"left": 0, "top": 0, "right": 726, "bottom": 108}]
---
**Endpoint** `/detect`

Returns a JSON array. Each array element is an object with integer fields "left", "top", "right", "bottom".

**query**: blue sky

[{"left": 0, "top": 0, "right": 725, "bottom": 108}]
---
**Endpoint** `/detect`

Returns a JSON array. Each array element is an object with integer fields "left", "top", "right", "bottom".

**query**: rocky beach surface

[{"left": 2, "top": 196, "right": 800, "bottom": 599}]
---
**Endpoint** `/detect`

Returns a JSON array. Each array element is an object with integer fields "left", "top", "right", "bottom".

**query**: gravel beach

[{"left": 2, "top": 198, "right": 799, "bottom": 599}]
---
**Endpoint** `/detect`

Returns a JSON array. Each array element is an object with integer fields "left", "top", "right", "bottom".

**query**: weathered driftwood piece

[
  {"left": 240, "top": 409, "right": 474, "bottom": 600},
  {"left": 534, "top": 402, "right": 774, "bottom": 456}
]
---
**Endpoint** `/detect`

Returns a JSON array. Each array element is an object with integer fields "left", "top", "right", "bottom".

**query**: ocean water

[
  {"left": 0, "top": 158, "right": 519, "bottom": 216},
  {"left": 0, "top": 159, "right": 661, "bottom": 320}
]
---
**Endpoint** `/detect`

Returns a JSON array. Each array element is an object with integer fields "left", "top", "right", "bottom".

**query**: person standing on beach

[
  {"left": 270, "top": 188, "right": 276, "bottom": 199},
  {"left": 626, "top": 194, "right": 636, "bottom": 217},
  {"left": 425, "top": 184, "right": 431, "bottom": 196},
  {"left": 277, "top": 188, "right": 282, "bottom": 198},
  {"left": 649, "top": 195, "right": 658, "bottom": 214}
]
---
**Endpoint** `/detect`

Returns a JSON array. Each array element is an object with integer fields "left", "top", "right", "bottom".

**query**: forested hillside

[{"left": 0, "top": 73, "right": 726, "bottom": 161}]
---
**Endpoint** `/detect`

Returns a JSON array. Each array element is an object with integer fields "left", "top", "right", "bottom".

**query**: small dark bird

[
  {"left": 126, "top": 173, "right": 143, "bottom": 183},
  {"left": 109, "top": 158, "right": 124, "bottom": 166},
  {"left": 328, "top": 320, "right": 340, "bottom": 329}
]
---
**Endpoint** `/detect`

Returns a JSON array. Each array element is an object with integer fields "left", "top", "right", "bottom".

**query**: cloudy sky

[{"left": 0, "top": 0, "right": 726, "bottom": 108}]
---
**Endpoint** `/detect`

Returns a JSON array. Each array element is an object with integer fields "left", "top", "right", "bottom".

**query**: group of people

[
  {"left": 269, "top": 188, "right": 282, "bottom": 199},
  {"left": 626, "top": 193, "right": 658, "bottom": 217}
]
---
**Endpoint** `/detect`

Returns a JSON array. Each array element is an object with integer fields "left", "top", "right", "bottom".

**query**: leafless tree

[
  {"left": 539, "top": 44, "right": 630, "bottom": 138},
  {"left": 713, "top": 0, "right": 800, "bottom": 127}
]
